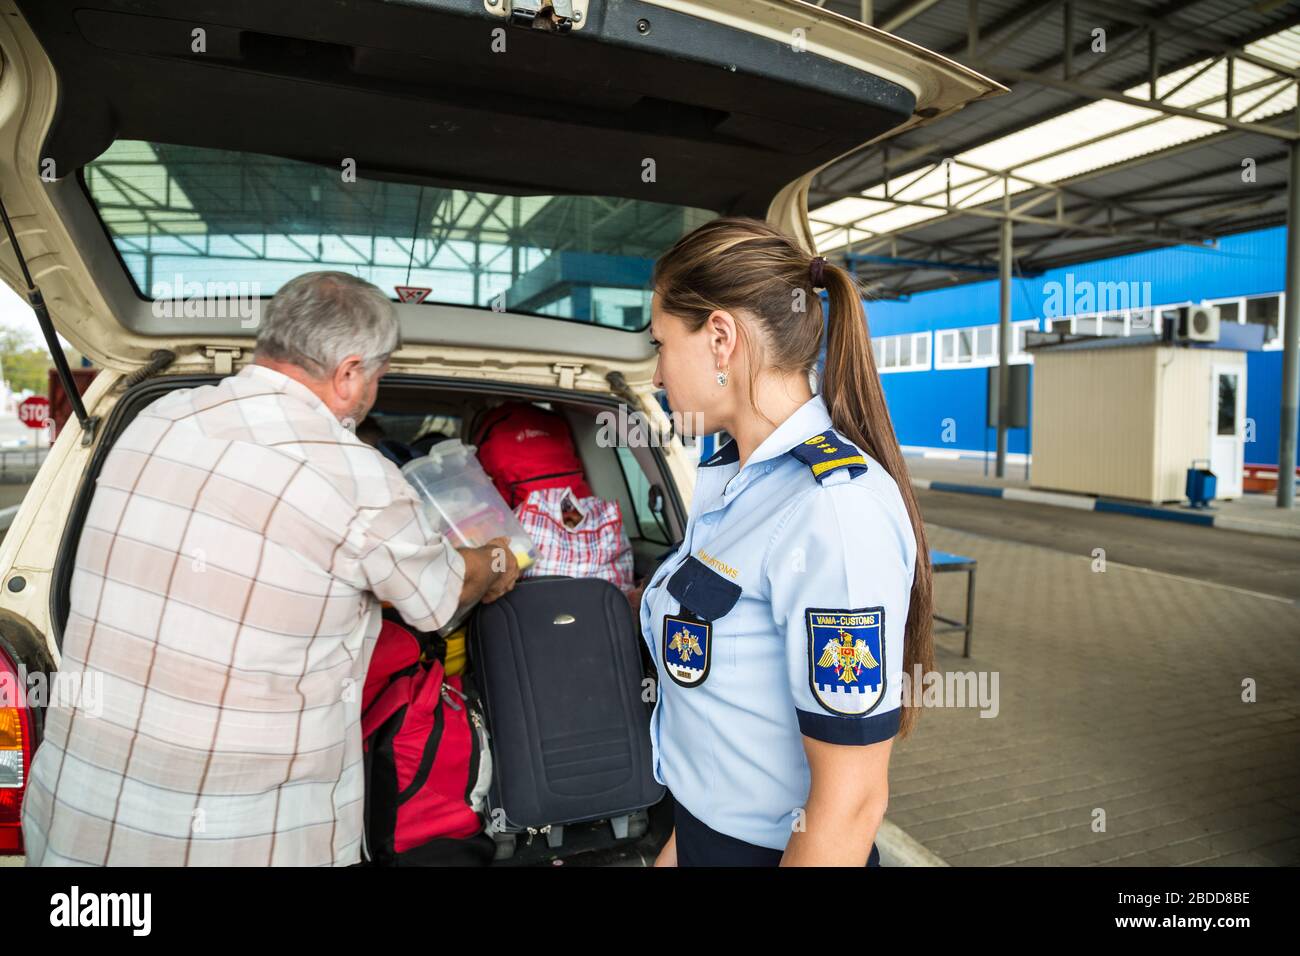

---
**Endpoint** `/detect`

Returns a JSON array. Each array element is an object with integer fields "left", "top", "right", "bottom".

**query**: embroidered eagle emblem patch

[
  {"left": 806, "top": 607, "right": 885, "bottom": 715},
  {"left": 662, "top": 614, "right": 711, "bottom": 687}
]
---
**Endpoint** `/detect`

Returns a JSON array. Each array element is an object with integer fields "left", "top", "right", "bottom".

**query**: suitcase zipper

[
  {"left": 465, "top": 706, "right": 491, "bottom": 812},
  {"left": 465, "top": 709, "right": 482, "bottom": 806}
]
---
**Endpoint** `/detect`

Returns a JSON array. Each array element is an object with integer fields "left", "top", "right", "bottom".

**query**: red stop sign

[{"left": 18, "top": 395, "right": 50, "bottom": 429}]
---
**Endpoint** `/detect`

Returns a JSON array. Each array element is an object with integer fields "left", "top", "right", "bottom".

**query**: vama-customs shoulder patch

[{"left": 806, "top": 606, "right": 885, "bottom": 715}]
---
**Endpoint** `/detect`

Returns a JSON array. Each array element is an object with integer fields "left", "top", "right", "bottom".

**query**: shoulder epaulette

[{"left": 788, "top": 428, "right": 868, "bottom": 482}]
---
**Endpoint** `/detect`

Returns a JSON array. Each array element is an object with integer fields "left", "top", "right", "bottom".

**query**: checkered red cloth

[{"left": 514, "top": 488, "right": 634, "bottom": 591}]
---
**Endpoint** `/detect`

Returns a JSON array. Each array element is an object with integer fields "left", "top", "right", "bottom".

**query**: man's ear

[{"left": 332, "top": 354, "right": 366, "bottom": 398}]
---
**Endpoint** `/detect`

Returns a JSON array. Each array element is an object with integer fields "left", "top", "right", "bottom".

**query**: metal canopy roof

[{"left": 807, "top": 0, "right": 1300, "bottom": 298}]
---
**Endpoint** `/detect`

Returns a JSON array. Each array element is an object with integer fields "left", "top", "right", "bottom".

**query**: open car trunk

[
  {"left": 3, "top": 0, "right": 1003, "bottom": 866},
  {"left": 50, "top": 371, "right": 690, "bottom": 865},
  {"left": 2, "top": 0, "right": 1003, "bottom": 379}
]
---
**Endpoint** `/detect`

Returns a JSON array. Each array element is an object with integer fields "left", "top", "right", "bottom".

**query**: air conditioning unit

[{"left": 1182, "top": 304, "right": 1220, "bottom": 343}]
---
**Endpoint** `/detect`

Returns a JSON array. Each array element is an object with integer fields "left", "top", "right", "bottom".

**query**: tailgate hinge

[
  {"left": 552, "top": 362, "right": 583, "bottom": 390},
  {"left": 204, "top": 347, "right": 243, "bottom": 375},
  {"left": 489, "top": 0, "right": 583, "bottom": 33},
  {"left": 605, "top": 370, "right": 641, "bottom": 409}
]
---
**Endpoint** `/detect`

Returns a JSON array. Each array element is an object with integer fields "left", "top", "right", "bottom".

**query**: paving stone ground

[{"left": 888, "top": 524, "right": 1300, "bottom": 866}]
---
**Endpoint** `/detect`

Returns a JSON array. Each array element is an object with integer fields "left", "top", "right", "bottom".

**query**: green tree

[{"left": 0, "top": 326, "right": 77, "bottom": 394}]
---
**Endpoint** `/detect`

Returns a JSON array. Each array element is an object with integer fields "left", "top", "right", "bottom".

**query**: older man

[{"left": 22, "top": 271, "right": 518, "bottom": 866}]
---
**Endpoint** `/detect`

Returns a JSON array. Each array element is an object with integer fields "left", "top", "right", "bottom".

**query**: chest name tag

[
  {"left": 662, "top": 614, "right": 712, "bottom": 688},
  {"left": 806, "top": 607, "right": 885, "bottom": 716}
]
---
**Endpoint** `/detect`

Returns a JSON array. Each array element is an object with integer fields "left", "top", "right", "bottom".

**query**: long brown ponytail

[
  {"left": 653, "top": 216, "right": 934, "bottom": 739},
  {"left": 819, "top": 259, "right": 934, "bottom": 740}
]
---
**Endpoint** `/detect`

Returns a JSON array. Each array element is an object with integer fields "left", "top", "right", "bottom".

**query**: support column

[
  {"left": 996, "top": 217, "right": 1012, "bottom": 478},
  {"left": 1278, "top": 142, "right": 1300, "bottom": 507}
]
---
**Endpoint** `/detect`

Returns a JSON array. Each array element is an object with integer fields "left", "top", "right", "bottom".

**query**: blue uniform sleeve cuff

[{"left": 796, "top": 707, "right": 900, "bottom": 745}]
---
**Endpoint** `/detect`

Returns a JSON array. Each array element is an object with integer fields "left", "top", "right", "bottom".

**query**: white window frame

[
  {"left": 934, "top": 320, "right": 1038, "bottom": 369},
  {"left": 1203, "top": 293, "right": 1284, "bottom": 350},
  {"left": 1074, "top": 313, "right": 1099, "bottom": 336},
  {"left": 1240, "top": 292, "right": 1285, "bottom": 351},
  {"left": 1271, "top": 293, "right": 1284, "bottom": 352},
  {"left": 872, "top": 331, "right": 933, "bottom": 373},
  {"left": 1010, "top": 319, "right": 1041, "bottom": 359},
  {"left": 1204, "top": 296, "right": 1245, "bottom": 326},
  {"left": 1128, "top": 308, "right": 1157, "bottom": 335},
  {"left": 921, "top": 289, "right": 1287, "bottom": 374}
]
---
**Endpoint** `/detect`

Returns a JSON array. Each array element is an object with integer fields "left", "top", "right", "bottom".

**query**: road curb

[
  {"left": 876, "top": 819, "right": 949, "bottom": 867},
  {"left": 912, "top": 478, "right": 1300, "bottom": 540}
]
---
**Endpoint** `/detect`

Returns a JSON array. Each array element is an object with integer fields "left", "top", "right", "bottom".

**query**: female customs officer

[{"left": 639, "top": 217, "right": 935, "bottom": 867}]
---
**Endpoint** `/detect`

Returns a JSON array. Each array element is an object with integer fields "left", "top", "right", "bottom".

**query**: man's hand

[
  {"left": 625, "top": 580, "right": 646, "bottom": 619},
  {"left": 455, "top": 535, "right": 521, "bottom": 612},
  {"left": 479, "top": 536, "right": 521, "bottom": 603}
]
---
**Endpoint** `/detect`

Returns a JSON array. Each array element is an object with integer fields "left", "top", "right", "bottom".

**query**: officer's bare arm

[{"left": 781, "top": 736, "right": 893, "bottom": 866}]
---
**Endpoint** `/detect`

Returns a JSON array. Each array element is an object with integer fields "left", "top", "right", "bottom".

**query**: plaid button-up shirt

[{"left": 22, "top": 364, "right": 465, "bottom": 866}]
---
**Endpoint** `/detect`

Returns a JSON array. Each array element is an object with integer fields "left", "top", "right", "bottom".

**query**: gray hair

[{"left": 255, "top": 271, "right": 400, "bottom": 377}]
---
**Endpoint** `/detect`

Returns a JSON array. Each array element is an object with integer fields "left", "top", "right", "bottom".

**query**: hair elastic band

[{"left": 809, "top": 256, "right": 827, "bottom": 288}]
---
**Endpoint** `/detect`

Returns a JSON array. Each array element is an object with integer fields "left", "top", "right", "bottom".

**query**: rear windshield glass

[{"left": 83, "top": 140, "right": 717, "bottom": 332}]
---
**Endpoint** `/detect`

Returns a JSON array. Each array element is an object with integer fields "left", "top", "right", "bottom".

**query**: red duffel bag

[
  {"left": 471, "top": 401, "right": 593, "bottom": 508},
  {"left": 362, "top": 619, "right": 494, "bottom": 865}
]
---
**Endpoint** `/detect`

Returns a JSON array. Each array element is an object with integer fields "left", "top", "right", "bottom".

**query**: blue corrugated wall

[
  {"left": 859, "top": 226, "right": 1294, "bottom": 466},
  {"left": 875, "top": 365, "right": 1032, "bottom": 456}
]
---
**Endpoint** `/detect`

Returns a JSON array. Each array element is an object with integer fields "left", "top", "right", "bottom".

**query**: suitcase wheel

[
  {"left": 612, "top": 810, "right": 649, "bottom": 841},
  {"left": 491, "top": 831, "right": 517, "bottom": 862},
  {"left": 627, "top": 811, "right": 649, "bottom": 840}
]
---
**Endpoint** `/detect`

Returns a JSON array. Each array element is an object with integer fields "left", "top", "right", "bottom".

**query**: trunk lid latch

[
  {"left": 552, "top": 362, "right": 583, "bottom": 390},
  {"left": 204, "top": 347, "right": 243, "bottom": 376},
  {"left": 499, "top": 1, "right": 580, "bottom": 33}
]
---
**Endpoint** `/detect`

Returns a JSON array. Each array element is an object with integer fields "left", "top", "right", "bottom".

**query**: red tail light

[{"left": 0, "top": 645, "right": 31, "bottom": 854}]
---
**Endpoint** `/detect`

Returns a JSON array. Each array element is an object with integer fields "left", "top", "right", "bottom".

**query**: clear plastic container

[{"left": 400, "top": 439, "right": 536, "bottom": 572}]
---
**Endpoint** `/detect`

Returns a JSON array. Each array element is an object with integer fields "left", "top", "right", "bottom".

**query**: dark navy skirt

[{"left": 671, "top": 794, "right": 881, "bottom": 867}]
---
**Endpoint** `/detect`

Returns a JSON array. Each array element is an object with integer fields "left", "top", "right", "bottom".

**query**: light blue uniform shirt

[{"left": 639, "top": 392, "right": 916, "bottom": 850}]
